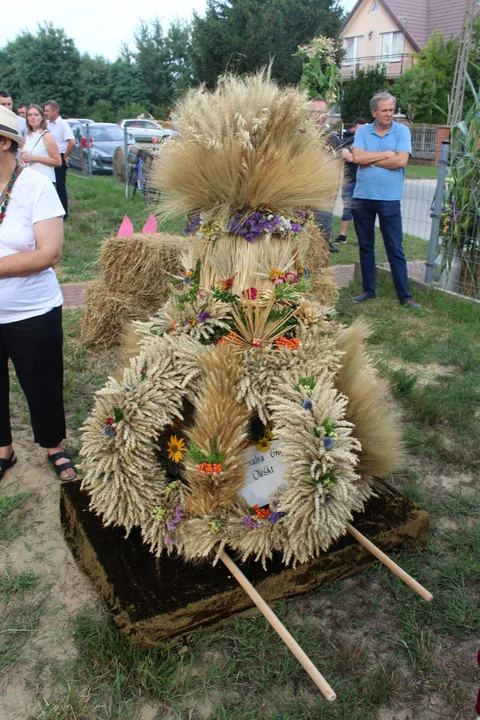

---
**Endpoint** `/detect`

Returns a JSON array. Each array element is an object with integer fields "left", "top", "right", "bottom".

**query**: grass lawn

[
  {"left": 3, "top": 275, "right": 479, "bottom": 719},
  {"left": 59, "top": 174, "right": 428, "bottom": 282},
  {"left": 406, "top": 164, "right": 439, "bottom": 180},
  {"left": 2, "top": 175, "right": 479, "bottom": 719}
]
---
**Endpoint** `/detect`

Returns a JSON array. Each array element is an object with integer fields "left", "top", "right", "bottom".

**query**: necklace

[{"left": 0, "top": 163, "right": 21, "bottom": 225}]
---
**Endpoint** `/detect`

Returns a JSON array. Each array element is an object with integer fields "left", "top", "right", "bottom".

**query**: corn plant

[{"left": 442, "top": 74, "right": 480, "bottom": 296}]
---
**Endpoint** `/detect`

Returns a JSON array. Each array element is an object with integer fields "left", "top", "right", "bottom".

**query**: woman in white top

[
  {"left": 0, "top": 106, "right": 76, "bottom": 482},
  {"left": 19, "top": 104, "right": 61, "bottom": 181}
]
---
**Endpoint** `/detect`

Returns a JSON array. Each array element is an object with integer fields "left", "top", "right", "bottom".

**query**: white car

[{"left": 117, "top": 118, "right": 176, "bottom": 144}]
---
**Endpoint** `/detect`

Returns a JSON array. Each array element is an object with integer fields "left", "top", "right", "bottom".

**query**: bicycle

[{"left": 127, "top": 146, "right": 162, "bottom": 207}]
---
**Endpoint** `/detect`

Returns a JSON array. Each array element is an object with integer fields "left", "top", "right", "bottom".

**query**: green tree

[
  {"left": 106, "top": 56, "right": 151, "bottom": 112},
  {"left": 340, "top": 65, "right": 387, "bottom": 123},
  {"left": 79, "top": 54, "right": 110, "bottom": 112},
  {"left": 190, "top": 0, "right": 344, "bottom": 88},
  {"left": 89, "top": 99, "right": 116, "bottom": 122},
  {"left": 393, "top": 31, "right": 457, "bottom": 122},
  {"left": 0, "top": 23, "right": 82, "bottom": 115}
]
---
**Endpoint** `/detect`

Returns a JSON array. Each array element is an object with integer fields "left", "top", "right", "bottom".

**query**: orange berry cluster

[
  {"left": 198, "top": 462, "right": 223, "bottom": 473},
  {"left": 275, "top": 336, "right": 300, "bottom": 350},
  {"left": 252, "top": 504, "right": 271, "bottom": 519},
  {"left": 217, "top": 331, "right": 241, "bottom": 346}
]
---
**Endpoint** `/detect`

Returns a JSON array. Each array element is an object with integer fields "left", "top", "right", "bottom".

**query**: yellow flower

[
  {"left": 167, "top": 435, "right": 185, "bottom": 463},
  {"left": 264, "top": 423, "right": 274, "bottom": 441},
  {"left": 256, "top": 437, "right": 270, "bottom": 452}
]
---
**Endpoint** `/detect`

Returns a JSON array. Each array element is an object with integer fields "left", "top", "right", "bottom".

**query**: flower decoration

[
  {"left": 167, "top": 435, "right": 185, "bottom": 463},
  {"left": 209, "top": 519, "right": 223, "bottom": 533},
  {"left": 251, "top": 337, "right": 263, "bottom": 348},
  {"left": 252, "top": 504, "right": 271, "bottom": 520},
  {"left": 242, "top": 287, "right": 258, "bottom": 300},
  {"left": 302, "top": 398, "right": 314, "bottom": 412},
  {"left": 152, "top": 506, "right": 166, "bottom": 520},
  {"left": 198, "top": 462, "right": 223, "bottom": 473},
  {"left": 296, "top": 266, "right": 310, "bottom": 278},
  {"left": 269, "top": 269, "right": 285, "bottom": 282},
  {"left": 269, "top": 511, "right": 286, "bottom": 524},
  {"left": 285, "top": 272, "right": 299, "bottom": 284},
  {"left": 242, "top": 514, "right": 261, "bottom": 529},
  {"left": 183, "top": 208, "right": 312, "bottom": 243},
  {"left": 275, "top": 335, "right": 300, "bottom": 350},
  {"left": 197, "top": 311, "right": 212, "bottom": 323},
  {"left": 323, "top": 436, "right": 335, "bottom": 450},
  {"left": 256, "top": 436, "right": 271, "bottom": 452}
]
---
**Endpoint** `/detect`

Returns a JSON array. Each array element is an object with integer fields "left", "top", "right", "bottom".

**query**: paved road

[{"left": 334, "top": 178, "right": 437, "bottom": 242}]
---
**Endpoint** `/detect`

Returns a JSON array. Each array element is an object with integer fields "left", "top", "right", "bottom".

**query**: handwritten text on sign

[{"left": 239, "top": 439, "right": 287, "bottom": 507}]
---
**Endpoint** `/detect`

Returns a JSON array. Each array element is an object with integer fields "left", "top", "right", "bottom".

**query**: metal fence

[
  {"left": 410, "top": 124, "right": 438, "bottom": 163},
  {"left": 426, "top": 141, "right": 480, "bottom": 299}
]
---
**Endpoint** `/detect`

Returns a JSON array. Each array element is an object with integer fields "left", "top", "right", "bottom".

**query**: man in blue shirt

[{"left": 351, "top": 92, "right": 421, "bottom": 308}]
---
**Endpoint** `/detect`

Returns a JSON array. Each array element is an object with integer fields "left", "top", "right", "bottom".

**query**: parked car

[
  {"left": 117, "top": 118, "right": 176, "bottom": 144},
  {"left": 66, "top": 118, "right": 95, "bottom": 132},
  {"left": 69, "top": 123, "right": 134, "bottom": 174}
]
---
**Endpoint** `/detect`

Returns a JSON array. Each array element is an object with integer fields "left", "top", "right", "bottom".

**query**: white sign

[{"left": 240, "top": 439, "right": 287, "bottom": 507}]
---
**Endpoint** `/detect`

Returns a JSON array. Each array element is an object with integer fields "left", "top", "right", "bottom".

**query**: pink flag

[
  {"left": 117, "top": 215, "right": 134, "bottom": 237},
  {"left": 142, "top": 213, "right": 158, "bottom": 234}
]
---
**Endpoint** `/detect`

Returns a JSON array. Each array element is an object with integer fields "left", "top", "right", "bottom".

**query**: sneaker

[
  {"left": 334, "top": 234, "right": 347, "bottom": 244},
  {"left": 351, "top": 292, "right": 375, "bottom": 303},
  {"left": 401, "top": 298, "right": 422, "bottom": 309},
  {"left": 328, "top": 242, "right": 339, "bottom": 253}
]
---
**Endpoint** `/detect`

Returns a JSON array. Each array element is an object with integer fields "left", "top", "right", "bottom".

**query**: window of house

[
  {"left": 370, "top": 1, "right": 378, "bottom": 12},
  {"left": 344, "top": 36, "right": 361, "bottom": 64},
  {"left": 380, "top": 31, "right": 403, "bottom": 61}
]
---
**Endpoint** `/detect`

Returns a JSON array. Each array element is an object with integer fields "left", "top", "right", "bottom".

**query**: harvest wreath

[{"left": 79, "top": 71, "right": 432, "bottom": 701}]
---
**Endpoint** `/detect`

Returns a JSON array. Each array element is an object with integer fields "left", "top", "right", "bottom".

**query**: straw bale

[
  {"left": 100, "top": 233, "right": 182, "bottom": 302},
  {"left": 81, "top": 233, "right": 183, "bottom": 347},
  {"left": 80, "top": 279, "right": 152, "bottom": 347}
]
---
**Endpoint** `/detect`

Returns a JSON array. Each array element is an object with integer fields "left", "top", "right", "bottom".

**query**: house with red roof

[{"left": 341, "top": 0, "right": 472, "bottom": 81}]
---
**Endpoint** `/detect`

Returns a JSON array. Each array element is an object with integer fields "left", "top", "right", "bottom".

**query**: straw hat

[{"left": 0, "top": 106, "right": 25, "bottom": 147}]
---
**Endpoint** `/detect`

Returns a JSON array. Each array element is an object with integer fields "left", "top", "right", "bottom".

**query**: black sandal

[
  {"left": 48, "top": 451, "right": 77, "bottom": 481},
  {"left": 0, "top": 452, "right": 17, "bottom": 482}
]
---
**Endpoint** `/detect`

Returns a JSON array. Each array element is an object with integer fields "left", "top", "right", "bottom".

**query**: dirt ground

[{"left": 0, "top": 431, "right": 99, "bottom": 720}]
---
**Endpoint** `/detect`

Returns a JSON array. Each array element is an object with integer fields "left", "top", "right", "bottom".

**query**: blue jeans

[
  {"left": 352, "top": 199, "right": 412, "bottom": 301},
  {"left": 341, "top": 182, "right": 355, "bottom": 222},
  {"left": 313, "top": 210, "right": 333, "bottom": 242}
]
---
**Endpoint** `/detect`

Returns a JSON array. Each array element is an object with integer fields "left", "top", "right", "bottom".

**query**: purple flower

[
  {"left": 294, "top": 208, "right": 308, "bottom": 222},
  {"left": 197, "top": 312, "right": 212, "bottom": 323},
  {"left": 290, "top": 222, "right": 303, "bottom": 234},
  {"left": 269, "top": 511, "right": 285, "bottom": 524},
  {"left": 183, "top": 215, "right": 201, "bottom": 234},
  {"left": 241, "top": 514, "right": 261, "bottom": 529},
  {"left": 175, "top": 506, "right": 184, "bottom": 515},
  {"left": 323, "top": 436, "right": 335, "bottom": 450},
  {"left": 166, "top": 536, "right": 175, "bottom": 545},
  {"left": 167, "top": 522, "right": 177, "bottom": 532},
  {"left": 302, "top": 399, "right": 313, "bottom": 412}
]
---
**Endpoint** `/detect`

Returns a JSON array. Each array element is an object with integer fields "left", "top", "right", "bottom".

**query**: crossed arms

[{"left": 352, "top": 147, "right": 410, "bottom": 169}]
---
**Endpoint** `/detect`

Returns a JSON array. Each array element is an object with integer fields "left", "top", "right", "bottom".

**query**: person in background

[
  {"left": 310, "top": 97, "right": 341, "bottom": 253},
  {"left": 0, "top": 91, "right": 26, "bottom": 137},
  {"left": 44, "top": 100, "right": 75, "bottom": 219},
  {"left": 0, "top": 107, "right": 76, "bottom": 483},
  {"left": 333, "top": 117, "right": 367, "bottom": 245},
  {"left": 20, "top": 105, "right": 61, "bottom": 182},
  {"left": 351, "top": 92, "right": 421, "bottom": 309},
  {"left": 17, "top": 104, "right": 28, "bottom": 119}
]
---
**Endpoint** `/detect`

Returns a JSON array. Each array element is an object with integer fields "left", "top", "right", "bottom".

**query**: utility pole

[{"left": 447, "top": 0, "right": 478, "bottom": 126}]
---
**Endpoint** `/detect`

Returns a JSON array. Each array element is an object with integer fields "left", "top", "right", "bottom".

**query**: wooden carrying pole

[
  {"left": 219, "top": 549, "right": 337, "bottom": 702},
  {"left": 346, "top": 524, "right": 433, "bottom": 602}
]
